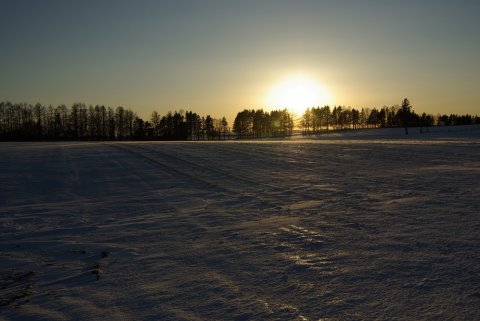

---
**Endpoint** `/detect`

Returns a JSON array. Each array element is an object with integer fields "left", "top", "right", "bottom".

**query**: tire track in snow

[
  {"left": 111, "top": 143, "right": 317, "bottom": 211},
  {"left": 127, "top": 142, "right": 339, "bottom": 209},
  {"left": 107, "top": 143, "right": 228, "bottom": 193},
  {"left": 130, "top": 143, "right": 286, "bottom": 192}
]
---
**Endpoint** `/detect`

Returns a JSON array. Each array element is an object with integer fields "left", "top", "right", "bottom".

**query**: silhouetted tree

[
  {"left": 301, "top": 108, "right": 312, "bottom": 135},
  {"left": 134, "top": 117, "right": 146, "bottom": 139},
  {"left": 233, "top": 109, "right": 253, "bottom": 138},
  {"left": 203, "top": 115, "right": 213, "bottom": 139},
  {"left": 398, "top": 98, "right": 413, "bottom": 135},
  {"left": 150, "top": 111, "right": 160, "bottom": 138},
  {"left": 221, "top": 116, "right": 229, "bottom": 139}
]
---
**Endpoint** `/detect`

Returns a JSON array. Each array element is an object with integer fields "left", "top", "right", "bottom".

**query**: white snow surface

[{"left": 1, "top": 126, "right": 480, "bottom": 320}]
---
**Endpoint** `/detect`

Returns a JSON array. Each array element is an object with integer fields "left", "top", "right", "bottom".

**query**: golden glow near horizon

[{"left": 264, "top": 74, "right": 333, "bottom": 116}]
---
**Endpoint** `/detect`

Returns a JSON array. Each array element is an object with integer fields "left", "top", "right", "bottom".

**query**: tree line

[
  {"left": 0, "top": 101, "right": 230, "bottom": 141},
  {"left": 150, "top": 110, "right": 229, "bottom": 140},
  {"left": 233, "top": 109, "right": 294, "bottom": 138},
  {"left": 1, "top": 99, "right": 478, "bottom": 140},
  {"left": 300, "top": 98, "right": 479, "bottom": 135}
]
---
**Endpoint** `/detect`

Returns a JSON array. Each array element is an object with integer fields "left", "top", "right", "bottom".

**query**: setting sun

[{"left": 264, "top": 75, "right": 333, "bottom": 116}]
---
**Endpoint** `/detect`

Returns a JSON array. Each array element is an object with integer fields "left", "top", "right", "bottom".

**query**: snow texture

[{"left": 1, "top": 126, "right": 480, "bottom": 320}]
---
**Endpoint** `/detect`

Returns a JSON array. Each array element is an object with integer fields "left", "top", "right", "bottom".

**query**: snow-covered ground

[{"left": 1, "top": 126, "right": 479, "bottom": 320}]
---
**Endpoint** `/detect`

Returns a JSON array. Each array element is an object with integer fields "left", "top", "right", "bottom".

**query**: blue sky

[{"left": 1, "top": 0, "right": 479, "bottom": 121}]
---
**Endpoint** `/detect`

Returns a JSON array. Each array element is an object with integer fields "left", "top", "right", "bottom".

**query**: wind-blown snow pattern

[{"left": 1, "top": 126, "right": 479, "bottom": 320}]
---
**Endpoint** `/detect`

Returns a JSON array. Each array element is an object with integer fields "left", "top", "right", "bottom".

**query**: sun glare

[{"left": 265, "top": 75, "right": 333, "bottom": 116}]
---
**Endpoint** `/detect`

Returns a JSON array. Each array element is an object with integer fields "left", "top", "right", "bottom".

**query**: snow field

[{"left": 1, "top": 128, "right": 479, "bottom": 320}]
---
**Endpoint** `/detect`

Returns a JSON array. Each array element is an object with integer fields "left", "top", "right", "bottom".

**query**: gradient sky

[{"left": 1, "top": 0, "right": 479, "bottom": 122}]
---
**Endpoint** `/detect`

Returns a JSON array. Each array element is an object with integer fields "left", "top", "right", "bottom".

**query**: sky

[{"left": 1, "top": 0, "right": 479, "bottom": 123}]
